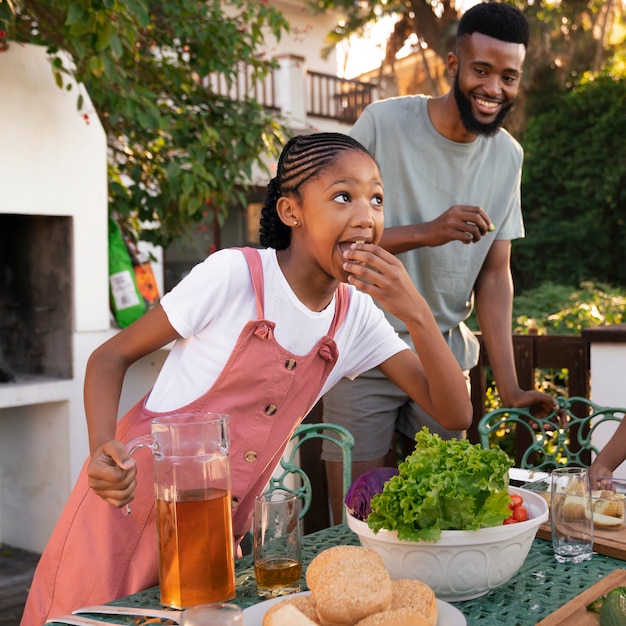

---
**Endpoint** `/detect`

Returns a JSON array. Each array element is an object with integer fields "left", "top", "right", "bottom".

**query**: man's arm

[
  {"left": 379, "top": 205, "right": 494, "bottom": 254},
  {"left": 474, "top": 240, "right": 557, "bottom": 415}
]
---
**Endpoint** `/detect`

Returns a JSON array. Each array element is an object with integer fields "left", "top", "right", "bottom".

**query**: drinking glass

[
  {"left": 180, "top": 602, "right": 243, "bottom": 625},
  {"left": 253, "top": 491, "right": 302, "bottom": 598},
  {"left": 551, "top": 467, "right": 594, "bottom": 563}
]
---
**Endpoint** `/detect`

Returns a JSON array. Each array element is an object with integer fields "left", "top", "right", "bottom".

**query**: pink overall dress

[{"left": 22, "top": 248, "right": 349, "bottom": 625}]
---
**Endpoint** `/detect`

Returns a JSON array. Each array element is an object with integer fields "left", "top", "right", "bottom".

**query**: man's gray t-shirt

[{"left": 350, "top": 94, "right": 525, "bottom": 370}]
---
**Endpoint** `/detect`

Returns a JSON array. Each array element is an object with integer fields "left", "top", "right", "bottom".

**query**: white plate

[
  {"left": 241, "top": 590, "right": 466, "bottom": 625},
  {"left": 509, "top": 467, "right": 550, "bottom": 484}
]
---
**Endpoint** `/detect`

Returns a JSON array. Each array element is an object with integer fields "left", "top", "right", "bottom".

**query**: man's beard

[{"left": 454, "top": 74, "right": 514, "bottom": 137}]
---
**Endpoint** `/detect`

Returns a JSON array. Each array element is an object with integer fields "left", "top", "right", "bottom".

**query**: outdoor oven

[
  {"left": 0, "top": 43, "right": 109, "bottom": 553},
  {"left": 0, "top": 214, "right": 73, "bottom": 384}
]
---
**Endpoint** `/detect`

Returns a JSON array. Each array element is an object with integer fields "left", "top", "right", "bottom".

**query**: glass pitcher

[{"left": 126, "top": 412, "right": 236, "bottom": 609}]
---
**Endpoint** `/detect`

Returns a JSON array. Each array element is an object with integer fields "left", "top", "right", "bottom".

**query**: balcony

[{"left": 205, "top": 56, "right": 377, "bottom": 127}]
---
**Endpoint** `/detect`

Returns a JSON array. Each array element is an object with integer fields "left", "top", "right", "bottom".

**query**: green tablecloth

[{"left": 51, "top": 523, "right": 624, "bottom": 625}]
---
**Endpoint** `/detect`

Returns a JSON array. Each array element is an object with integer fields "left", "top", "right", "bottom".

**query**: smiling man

[{"left": 322, "top": 2, "right": 558, "bottom": 524}]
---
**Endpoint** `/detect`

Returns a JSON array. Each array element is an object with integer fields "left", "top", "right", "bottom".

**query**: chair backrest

[
  {"left": 265, "top": 423, "right": 354, "bottom": 522},
  {"left": 478, "top": 395, "right": 625, "bottom": 470}
]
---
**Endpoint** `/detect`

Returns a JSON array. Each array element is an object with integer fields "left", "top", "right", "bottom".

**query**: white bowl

[{"left": 345, "top": 486, "right": 549, "bottom": 602}]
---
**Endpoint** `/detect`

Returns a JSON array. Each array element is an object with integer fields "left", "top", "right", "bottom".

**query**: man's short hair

[{"left": 457, "top": 2, "right": 530, "bottom": 48}]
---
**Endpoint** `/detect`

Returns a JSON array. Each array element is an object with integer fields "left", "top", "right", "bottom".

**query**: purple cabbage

[{"left": 344, "top": 467, "right": 399, "bottom": 521}]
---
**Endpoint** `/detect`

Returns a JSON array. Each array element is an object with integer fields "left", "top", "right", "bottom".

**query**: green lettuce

[{"left": 367, "top": 428, "right": 514, "bottom": 542}]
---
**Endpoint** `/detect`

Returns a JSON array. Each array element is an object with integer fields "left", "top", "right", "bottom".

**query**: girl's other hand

[
  {"left": 87, "top": 439, "right": 137, "bottom": 508},
  {"left": 342, "top": 243, "right": 424, "bottom": 321}
]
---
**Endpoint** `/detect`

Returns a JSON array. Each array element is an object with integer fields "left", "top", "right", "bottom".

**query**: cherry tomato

[
  {"left": 503, "top": 516, "right": 518, "bottom": 524},
  {"left": 512, "top": 505, "right": 529, "bottom": 522},
  {"left": 510, "top": 494, "right": 524, "bottom": 508}
]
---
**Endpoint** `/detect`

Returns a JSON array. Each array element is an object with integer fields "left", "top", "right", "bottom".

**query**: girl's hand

[
  {"left": 87, "top": 439, "right": 137, "bottom": 508},
  {"left": 342, "top": 243, "right": 425, "bottom": 321}
]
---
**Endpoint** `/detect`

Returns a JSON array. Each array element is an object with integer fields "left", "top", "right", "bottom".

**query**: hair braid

[{"left": 259, "top": 133, "right": 373, "bottom": 249}]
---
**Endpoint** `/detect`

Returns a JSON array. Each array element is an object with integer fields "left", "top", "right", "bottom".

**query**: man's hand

[
  {"left": 87, "top": 439, "right": 137, "bottom": 508},
  {"left": 421, "top": 205, "right": 494, "bottom": 247},
  {"left": 503, "top": 389, "right": 559, "bottom": 419}
]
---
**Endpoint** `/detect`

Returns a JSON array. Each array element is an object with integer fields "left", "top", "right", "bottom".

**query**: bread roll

[
  {"left": 262, "top": 594, "right": 319, "bottom": 625},
  {"left": 308, "top": 553, "right": 392, "bottom": 625},
  {"left": 264, "top": 603, "right": 319, "bottom": 626},
  {"left": 592, "top": 490, "right": 626, "bottom": 520},
  {"left": 559, "top": 494, "right": 589, "bottom": 520},
  {"left": 306, "top": 545, "right": 383, "bottom": 590},
  {"left": 390, "top": 579, "right": 438, "bottom": 626},
  {"left": 355, "top": 608, "right": 432, "bottom": 626},
  {"left": 593, "top": 512, "right": 624, "bottom": 528}
]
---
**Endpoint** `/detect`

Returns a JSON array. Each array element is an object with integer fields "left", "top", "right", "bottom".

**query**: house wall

[{"left": 0, "top": 42, "right": 108, "bottom": 551}]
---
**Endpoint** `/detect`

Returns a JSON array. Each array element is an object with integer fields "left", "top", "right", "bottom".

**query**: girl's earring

[{"left": 293, "top": 220, "right": 298, "bottom": 226}]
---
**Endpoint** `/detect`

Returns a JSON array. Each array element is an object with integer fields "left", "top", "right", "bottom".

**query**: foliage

[
  {"left": 467, "top": 281, "right": 626, "bottom": 336},
  {"left": 514, "top": 75, "right": 626, "bottom": 291},
  {"left": 521, "top": 0, "right": 624, "bottom": 121},
  {"left": 0, "top": 0, "right": 289, "bottom": 247},
  {"left": 467, "top": 280, "right": 626, "bottom": 410},
  {"left": 512, "top": 281, "right": 626, "bottom": 335}
]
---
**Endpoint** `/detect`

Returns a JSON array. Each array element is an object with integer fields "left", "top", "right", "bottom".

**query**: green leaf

[
  {"left": 88, "top": 55, "right": 105, "bottom": 77},
  {"left": 367, "top": 428, "right": 514, "bottom": 542},
  {"left": 65, "top": 3, "right": 84, "bottom": 26}
]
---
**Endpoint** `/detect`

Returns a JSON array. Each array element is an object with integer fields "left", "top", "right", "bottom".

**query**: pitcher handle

[{"left": 122, "top": 434, "right": 157, "bottom": 516}]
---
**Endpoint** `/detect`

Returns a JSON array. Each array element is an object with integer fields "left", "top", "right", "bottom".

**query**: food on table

[
  {"left": 355, "top": 607, "right": 432, "bottom": 626},
  {"left": 593, "top": 490, "right": 626, "bottom": 523},
  {"left": 264, "top": 602, "right": 319, "bottom": 626},
  {"left": 387, "top": 579, "right": 437, "bottom": 623},
  {"left": 275, "top": 546, "right": 437, "bottom": 626},
  {"left": 366, "top": 428, "right": 514, "bottom": 541},
  {"left": 536, "top": 487, "right": 625, "bottom": 527},
  {"left": 344, "top": 468, "right": 399, "bottom": 522},
  {"left": 504, "top": 493, "right": 529, "bottom": 524},
  {"left": 586, "top": 585, "right": 626, "bottom": 625},
  {"left": 305, "top": 545, "right": 377, "bottom": 590},
  {"left": 309, "top": 547, "right": 392, "bottom": 625}
]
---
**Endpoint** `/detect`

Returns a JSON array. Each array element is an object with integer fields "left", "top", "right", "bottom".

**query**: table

[{"left": 50, "top": 524, "right": 624, "bottom": 625}]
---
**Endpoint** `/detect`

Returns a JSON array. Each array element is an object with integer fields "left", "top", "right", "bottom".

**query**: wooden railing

[
  {"left": 306, "top": 71, "right": 376, "bottom": 124},
  {"left": 206, "top": 63, "right": 376, "bottom": 125},
  {"left": 467, "top": 333, "right": 590, "bottom": 444},
  {"left": 205, "top": 63, "right": 279, "bottom": 111}
]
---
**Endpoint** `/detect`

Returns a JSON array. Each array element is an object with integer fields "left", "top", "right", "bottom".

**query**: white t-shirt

[{"left": 146, "top": 248, "right": 409, "bottom": 411}]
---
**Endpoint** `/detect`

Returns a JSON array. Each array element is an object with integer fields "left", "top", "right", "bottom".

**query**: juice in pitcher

[{"left": 157, "top": 488, "right": 236, "bottom": 609}]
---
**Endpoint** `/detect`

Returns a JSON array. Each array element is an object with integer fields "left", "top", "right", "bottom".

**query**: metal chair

[
  {"left": 478, "top": 395, "right": 625, "bottom": 471},
  {"left": 266, "top": 422, "right": 354, "bottom": 522}
]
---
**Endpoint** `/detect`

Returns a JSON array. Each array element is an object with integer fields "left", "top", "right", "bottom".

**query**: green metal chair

[
  {"left": 478, "top": 395, "right": 625, "bottom": 471},
  {"left": 266, "top": 422, "right": 354, "bottom": 522}
]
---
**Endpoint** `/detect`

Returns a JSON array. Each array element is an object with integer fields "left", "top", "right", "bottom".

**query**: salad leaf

[
  {"left": 344, "top": 467, "right": 399, "bottom": 521},
  {"left": 367, "top": 428, "right": 514, "bottom": 542}
]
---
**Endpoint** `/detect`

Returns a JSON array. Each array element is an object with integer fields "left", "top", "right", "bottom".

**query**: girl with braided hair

[{"left": 22, "top": 132, "right": 471, "bottom": 624}]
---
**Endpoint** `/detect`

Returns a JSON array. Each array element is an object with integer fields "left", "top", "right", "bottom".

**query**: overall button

[
  {"left": 244, "top": 451, "right": 257, "bottom": 463},
  {"left": 265, "top": 404, "right": 278, "bottom": 416},
  {"left": 285, "top": 358, "right": 297, "bottom": 371}
]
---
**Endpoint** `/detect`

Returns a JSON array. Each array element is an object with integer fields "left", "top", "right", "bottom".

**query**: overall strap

[
  {"left": 239, "top": 247, "right": 264, "bottom": 320},
  {"left": 326, "top": 283, "right": 350, "bottom": 338}
]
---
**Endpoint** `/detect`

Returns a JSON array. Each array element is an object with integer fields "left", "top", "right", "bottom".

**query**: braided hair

[
  {"left": 259, "top": 132, "right": 373, "bottom": 249},
  {"left": 457, "top": 2, "right": 529, "bottom": 48}
]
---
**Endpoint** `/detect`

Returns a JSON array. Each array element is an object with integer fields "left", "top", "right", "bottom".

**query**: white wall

[
  {"left": 589, "top": 342, "right": 626, "bottom": 480},
  {"left": 0, "top": 43, "right": 111, "bottom": 551}
]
